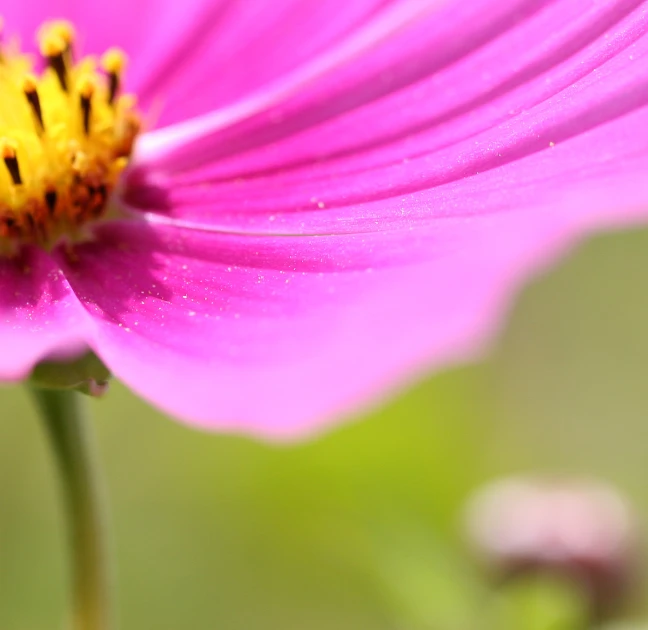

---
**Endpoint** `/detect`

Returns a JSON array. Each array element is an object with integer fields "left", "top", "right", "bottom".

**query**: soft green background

[{"left": 2, "top": 227, "right": 648, "bottom": 630}]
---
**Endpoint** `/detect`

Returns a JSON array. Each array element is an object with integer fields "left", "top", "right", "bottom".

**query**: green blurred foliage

[{"left": 2, "top": 227, "right": 648, "bottom": 629}]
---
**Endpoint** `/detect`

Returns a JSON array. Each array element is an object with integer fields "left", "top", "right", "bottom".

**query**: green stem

[{"left": 31, "top": 387, "right": 113, "bottom": 630}]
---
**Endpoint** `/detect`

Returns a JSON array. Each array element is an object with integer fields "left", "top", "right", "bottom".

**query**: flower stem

[{"left": 31, "top": 387, "right": 113, "bottom": 630}]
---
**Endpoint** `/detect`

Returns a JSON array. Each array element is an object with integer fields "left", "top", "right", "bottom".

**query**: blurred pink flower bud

[{"left": 465, "top": 477, "right": 641, "bottom": 620}]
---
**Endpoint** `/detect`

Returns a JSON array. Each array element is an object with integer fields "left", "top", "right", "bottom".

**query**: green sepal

[{"left": 29, "top": 351, "right": 111, "bottom": 397}]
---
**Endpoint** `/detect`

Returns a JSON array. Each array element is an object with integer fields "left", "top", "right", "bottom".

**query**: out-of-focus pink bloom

[
  {"left": 465, "top": 477, "right": 641, "bottom": 618},
  {"left": 2, "top": 1, "right": 648, "bottom": 437}
]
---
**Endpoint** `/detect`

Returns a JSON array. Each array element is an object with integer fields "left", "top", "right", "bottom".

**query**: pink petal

[
  {"left": 128, "top": 0, "right": 402, "bottom": 127},
  {"left": 55, "top": 181, "right": 640, "bottom": 437},
  {"left": 3, "top": 0, "right": 395, "bottom": 126},
  {"left": 134, "top": 0, "right": 648, "bottom": 224},
  {"left": 108, "top": 0, "right": 648, "bottom": 435},
  {"left": 131, "top": 104, "right": 648, "bottom": 237},
  {"left": 0, "top": 247, "right": 92, "bottom": 380},
  {"left": 135, "top": 0, "right": 445, "bottom": 165}
]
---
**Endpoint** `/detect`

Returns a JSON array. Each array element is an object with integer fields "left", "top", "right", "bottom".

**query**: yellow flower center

[{"left": 0, "top": 19, "right": 141, "bottom": 254}]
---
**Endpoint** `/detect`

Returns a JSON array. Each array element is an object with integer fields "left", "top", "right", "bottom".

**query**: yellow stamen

[
  {"left": 78, "top": 75, "right": 95, "bottom": 99},
  {"left": 101, "top": 48, "right": 126, "bottom": 75},
  {"left": 1, "top": 138, "right": 18, "bottom": 160},
  {"left": 101, "top": 48, "right": 127, "bottom": 104},
  {"left": 22, "top": 74, "right": 45, "bottom": 132},
  {"left": 39, "top": 31, "right": 69, "bottom": 91},
  {"left": 39, "top": 30, "right": 66, "bottom": 58},
  {"left": 0, "top": 18, "right": 142, "bottom": 253},
  {"left": 48, "top": 20, "right": 76, "bottom": 47},
  {"left": 1, "top": 139, "right": 22, "bottom": 185},
  {"left": 22, "top": 73, "right": 38, "bottom": 93},
  {"left": 78, "top": 75, "right": 95, "bottom": 134}
]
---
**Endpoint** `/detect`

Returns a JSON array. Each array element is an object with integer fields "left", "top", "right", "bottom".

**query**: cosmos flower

[{"left": 1, "top": 0, "right": 647, "bottom": 437}]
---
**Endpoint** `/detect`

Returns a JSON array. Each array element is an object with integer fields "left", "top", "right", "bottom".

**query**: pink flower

[
  {"left": 465, "top": 478, "right": 640, "bottom": 619},
  {"left": 1, "top": 1, "right": 647, "bottom": 437}
]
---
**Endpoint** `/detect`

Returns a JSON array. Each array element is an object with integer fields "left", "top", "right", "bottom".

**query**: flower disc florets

[{"left": 0, "top": 19, "right": 141, "bottom": 254}]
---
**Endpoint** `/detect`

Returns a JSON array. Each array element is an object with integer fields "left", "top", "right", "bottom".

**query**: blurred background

[{"left": 2, "top": 225, "right": 648, "bottom": 630}]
